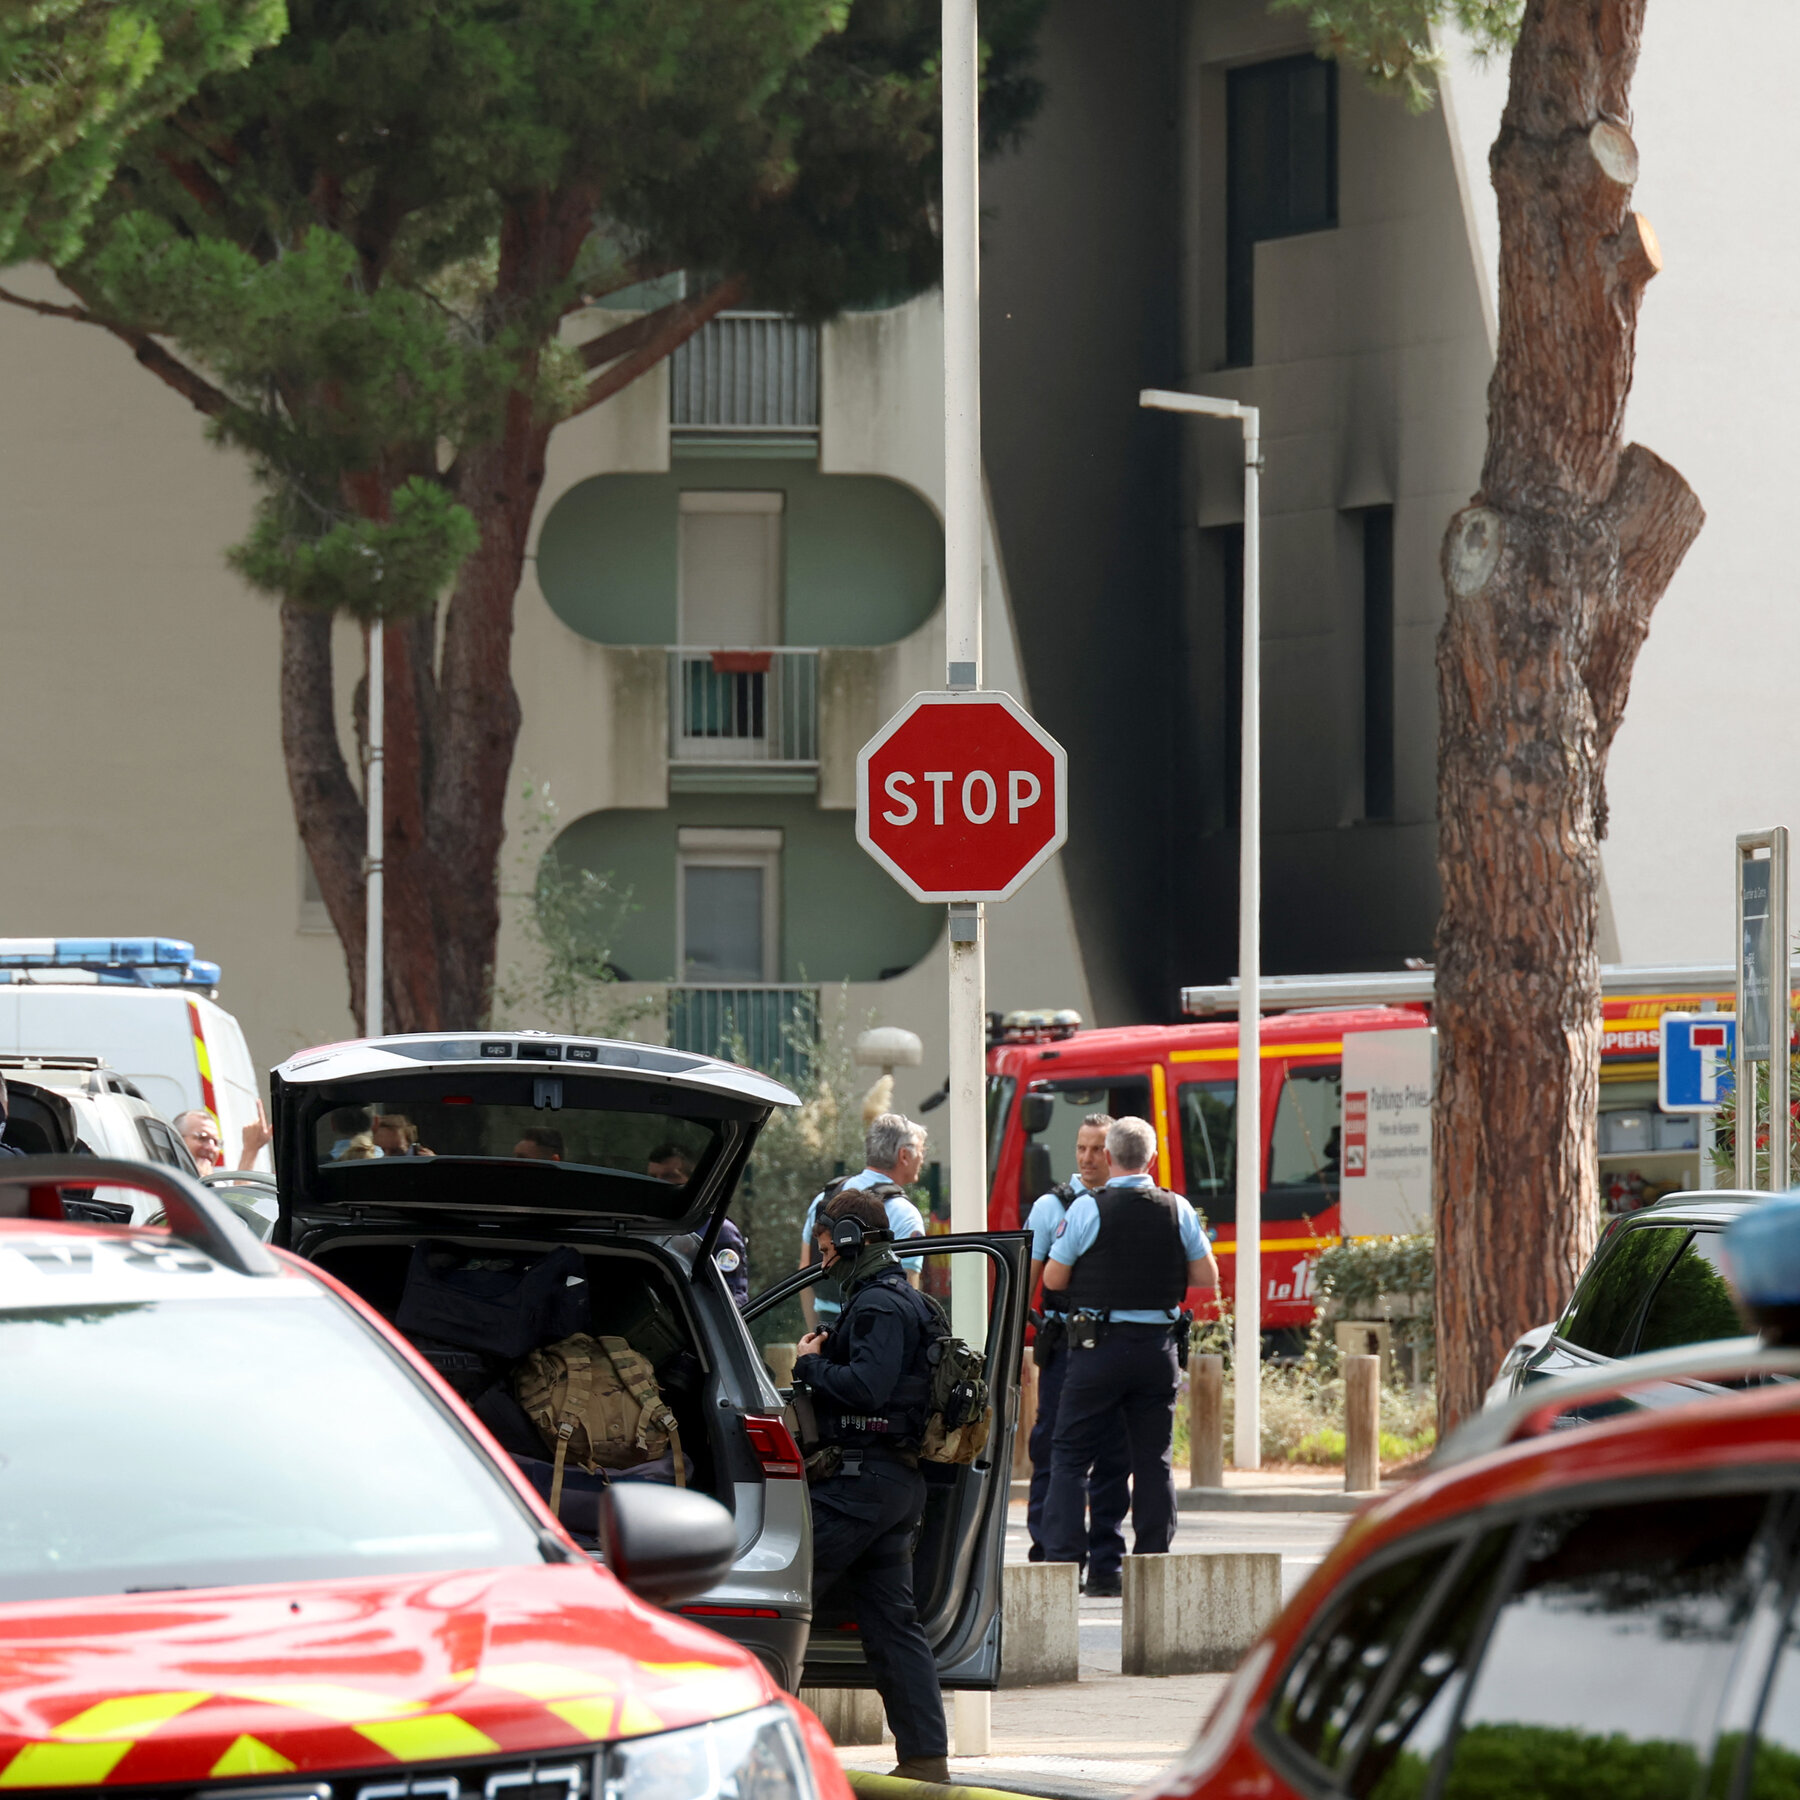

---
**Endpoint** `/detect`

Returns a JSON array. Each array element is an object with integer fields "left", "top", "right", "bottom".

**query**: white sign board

[{"left": 1340, "top": 1027, "right": 1435, "bottom": 1236}]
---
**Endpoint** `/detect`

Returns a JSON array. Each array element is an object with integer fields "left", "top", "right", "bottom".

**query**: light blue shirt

[
  {"left": 1026, "top": 1173, "right": 1096, "bottom": 1262},
  {"left": 1048, "top": 1173, "right": 1206, "bottom": 1322},
  {"left": 802, "top": 1166, "right": 927, "bottom": 1320}
]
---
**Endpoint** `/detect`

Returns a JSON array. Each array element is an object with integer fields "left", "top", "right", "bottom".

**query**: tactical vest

[
  {"left": 1039, "top": 1181, "right": 1081, "bottom": 1313},
  {"left": 1064, "top": 1184, "right": 1188, "bottom": 1314},
  {"left": 818, "top": 1269, "right": 934, "bottom": 1449}
]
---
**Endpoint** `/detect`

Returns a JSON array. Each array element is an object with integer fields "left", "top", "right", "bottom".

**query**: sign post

[{"left": 1737, "top": 831, "right": 1789, "bottom": 1191}]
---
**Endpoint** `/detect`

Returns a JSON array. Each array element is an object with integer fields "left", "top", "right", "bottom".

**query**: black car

[{"left": 1509, "top": 1191, "right": 1759, "bottom": 1398}]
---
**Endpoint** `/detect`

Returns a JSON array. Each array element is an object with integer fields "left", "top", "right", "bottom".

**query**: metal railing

[
  {"left": 670, "top": 313, "right": 819, "bottom": 432},
  {"left": 669, "top": 648, "right": 818, "bottom": 765},
  {"left": 667, "top": 985, "right": 820, "bottom": 1086}
]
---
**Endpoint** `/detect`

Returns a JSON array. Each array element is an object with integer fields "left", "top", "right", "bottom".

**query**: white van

[{"left": 0, "top": 985, "right": 267, "bottom": 1170}]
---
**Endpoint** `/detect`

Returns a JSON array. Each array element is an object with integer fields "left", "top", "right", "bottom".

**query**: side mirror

[
  {"left": 598, "top": 1484, "right": 738, "bottom": 1607},
  {"left": 1020, "top": 1092, "right": 1055, "bottom": 1137},
  {"left": 1020, "top": 1141, "right": 1053, "bottom": 1210}
]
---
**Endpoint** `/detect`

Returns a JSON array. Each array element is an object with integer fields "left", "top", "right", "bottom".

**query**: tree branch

[
  {"left": 571, "top": 275, "right": 746, "bottom": 417},
  {"left": 0, "top": 280, "right": 231, "bottom": 418},
  {"left": 1586, "top": 442, "right": 1706, "bottom": 831}
]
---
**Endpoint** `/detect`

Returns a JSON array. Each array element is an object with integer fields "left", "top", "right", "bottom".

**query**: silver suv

[{"left": 270, "top": 1032, "right": 1027, "bottom": 1694}]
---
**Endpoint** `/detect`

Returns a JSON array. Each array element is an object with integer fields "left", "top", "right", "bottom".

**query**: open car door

[{"left": 743, "top": 1230, "right": 1030, "bottom": 1689}]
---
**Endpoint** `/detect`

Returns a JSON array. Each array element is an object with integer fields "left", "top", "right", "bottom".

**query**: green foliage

[
  {"left": 1309, "top": 1233, "right": 1435, "bottom": 1379},
  {"left": 0, "top": 0, "right": 283, "bottom": 260},
  {"left": 492, "top": 779, "right": 653, "bottom": 1038},
  {"left": 1267, "top": 0, "right": 1520, "bottom": 111},
  {"left": 25, "top": 0, "right": 1049, "bottom": 619}
]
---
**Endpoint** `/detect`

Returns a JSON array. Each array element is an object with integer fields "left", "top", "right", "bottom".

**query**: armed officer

[
  {"left": 1024, "top": 1112, "right": 1131, "bottom": 1591},
  {"left": 1039, "top": 1116, "right": 1217, "bottom": 1576},
  {"left": 793, "top": 1187, "right": 948, "bottom": 1783}
]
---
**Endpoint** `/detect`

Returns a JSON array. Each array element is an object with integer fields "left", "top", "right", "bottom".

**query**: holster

[
  {"left": 788, "top": 1384, "right": 823, "bottom": 1455},
  {"left": 1175, "top": 1309, "right": 1195, "bottom": 1370},
  {"left": 804, "top": 1444, "right": 844, "bottom": 1484},
  {"left": 1032, "top": 1311, "right": 1067, "bottom": 1369}
]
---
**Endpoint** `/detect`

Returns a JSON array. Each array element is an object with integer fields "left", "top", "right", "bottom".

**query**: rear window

[
  {"left": 302, "top": 1073, "right": 747, "bottom": 1218},
  {"left": 1558, "top": 1224, "right": 1688, "bottom": 1357},
  {"left": 0, "top": 1293, "right": 544, "bottom": 1600}
]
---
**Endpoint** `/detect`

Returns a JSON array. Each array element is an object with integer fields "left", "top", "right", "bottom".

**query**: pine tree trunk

[{"left": 1433, "top": 0, "right": 1706, "bottom": 1430}]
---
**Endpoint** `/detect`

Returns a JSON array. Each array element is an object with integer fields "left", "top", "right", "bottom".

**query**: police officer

[
  {"left": 1040, "top": 1116, "right": 1217, "bottom": 1576},
  {"left": 1025, "top": 1112, "right": 1131, "bottom": 1589},
  {"left": 797, "top": 1113, "right": 929, "bottom": 1331},
  {"left": 793, "top": 1186, "right": 948, "bottom": 1783}
]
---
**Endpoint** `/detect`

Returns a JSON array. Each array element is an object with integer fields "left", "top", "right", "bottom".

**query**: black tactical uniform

[{"left": 793, "top": 1241, "right": 946, "bottom": 1769}]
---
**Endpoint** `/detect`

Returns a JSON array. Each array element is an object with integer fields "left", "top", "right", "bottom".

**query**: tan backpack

[{"left": 513, "top": 1333, "right": 684, "bottom": 1513}]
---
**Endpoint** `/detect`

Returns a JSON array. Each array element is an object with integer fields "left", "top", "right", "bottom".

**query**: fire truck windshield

[{"left": 986, "top": 1074, "right": 1014, "bottom": 1181}]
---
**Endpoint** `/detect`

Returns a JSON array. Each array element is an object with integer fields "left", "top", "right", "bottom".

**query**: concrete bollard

[
  {"left": 797, "top": 1688, "right": 889, "bottom": 1746},
  {"left": 999, "top": 1559, "right": 1080, "bottom": 1687},
  {"left": 1189, "top": 1352, "right": 1224, "bottom": 1489},
  {"left": 1344, "top": 1352, "right": 1381, "bottom": 1492},
  {"left": 1122, "top": 1552, "right": 1282, "bottom": 1675}
]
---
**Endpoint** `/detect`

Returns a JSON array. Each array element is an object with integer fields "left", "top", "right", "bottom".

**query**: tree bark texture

[{"left": 1433, "top": 0, "right": 1706, "bottom": 1429}]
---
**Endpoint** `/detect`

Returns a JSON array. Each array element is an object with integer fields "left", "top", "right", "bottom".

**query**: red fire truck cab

[{"left": 984, "top": 976, "right": 1733, "bottom": 1335}]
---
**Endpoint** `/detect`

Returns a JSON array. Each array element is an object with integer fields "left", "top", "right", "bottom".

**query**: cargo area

[{"left": 307, "top": 1235, "right": 725, "bottom": 1536}]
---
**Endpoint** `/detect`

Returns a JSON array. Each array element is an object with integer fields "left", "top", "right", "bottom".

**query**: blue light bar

[{"left": 0, "top": 937, "right": 196, "bottom": 967}]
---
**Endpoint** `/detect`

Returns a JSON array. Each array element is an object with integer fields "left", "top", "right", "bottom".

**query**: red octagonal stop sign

[{"left": 856, "top": 691, "right": 1068, "bottom": 903}]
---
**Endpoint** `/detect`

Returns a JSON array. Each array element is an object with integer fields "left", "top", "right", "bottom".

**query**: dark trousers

[
  {"left": 1027, "top": 1340, "right": 1131, "bottom": 1577},
  {"left": 1041, "top": 1324, "right": 1179, "bottom": 1567},
  {"left": 809, "top": 1457, "right": 946, "bottom": 1760}
]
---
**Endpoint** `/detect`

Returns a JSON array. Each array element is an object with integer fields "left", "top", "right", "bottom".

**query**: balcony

[
  {"left": 670, "top": 649, "right": 818, "bottom": 779},
  {"left": 670, "top": 314, "right": 819, "bottom": 435},
  {"left": 667, "top": 984, "right": 820, "bottom": 1086}
]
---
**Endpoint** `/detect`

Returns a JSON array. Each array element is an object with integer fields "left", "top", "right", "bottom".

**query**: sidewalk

[
  {"left": 835, "top": 1670, "right": 1230, "bottom": 1800},
  {"left": 1009, "top": 1463, "right": 1402, "bottom": 1514}
]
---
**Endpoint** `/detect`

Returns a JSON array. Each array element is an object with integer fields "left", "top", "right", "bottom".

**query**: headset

[{"left": 829, "top": 1210, "right": 895, "bottom": 1254}]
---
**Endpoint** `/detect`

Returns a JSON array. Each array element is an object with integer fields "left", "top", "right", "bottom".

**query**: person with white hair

[
  {"left": 1038, "top": 1114, "right": 1218, "bottom": 1591},
  {"left": 173, "top": 1103, "right": 271, "bottom": 1177},
  {"left": 797, "top": 1112, "right": 928, "bottom": 1330}
]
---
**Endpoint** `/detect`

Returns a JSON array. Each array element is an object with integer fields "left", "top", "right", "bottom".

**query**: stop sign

[{"left": 856, "top": 691, "right": 1068, "bottom": 902}]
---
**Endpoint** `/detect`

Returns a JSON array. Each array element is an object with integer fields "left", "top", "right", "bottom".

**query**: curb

[
  {"left": 1176, "top": 1485, "right": 1382, "bottom": 1514},
  {"left": 846, "top": 1772, "right": 1131, "bottom": 1800}
]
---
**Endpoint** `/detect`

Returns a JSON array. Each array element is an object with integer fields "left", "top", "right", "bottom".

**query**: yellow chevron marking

[
  {"left": 51, "top": 1692, "right": 211, "bottom": 1740},
  {"left": 0, "top": 1742, "right": 135, "bottom": 1787},
  {"left": 545, "top": 1700, "right": 615, "bottom": 1739},
  {"left": 481, "top": 1664, "right": 617, "bottom": 1701},
  {"left": 226, "top": 1686, "right": 424, "bottom": 1724},
  {"left": 210, "top": 1737, "right": 296, "bottom": 1777},
  {"left": 612, "top": 1697, "right": 666, "bottom": 1739},
  {"left": 354, "top": 1715, "right": 499, "bottom": 1762}
]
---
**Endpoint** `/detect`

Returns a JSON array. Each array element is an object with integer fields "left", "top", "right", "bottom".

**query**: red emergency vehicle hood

[{"left": 0, "top": 1563, "right": 773, "bottom": 1787}]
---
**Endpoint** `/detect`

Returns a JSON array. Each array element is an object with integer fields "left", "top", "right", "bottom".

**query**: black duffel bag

[{"left": 396, "top": 1240, "right": 590, "bottom": 1359}]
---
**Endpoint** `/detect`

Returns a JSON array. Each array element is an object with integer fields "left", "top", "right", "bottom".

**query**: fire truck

[{"left": 983, "top": 965, "right": 1734, "bottom": 1334}]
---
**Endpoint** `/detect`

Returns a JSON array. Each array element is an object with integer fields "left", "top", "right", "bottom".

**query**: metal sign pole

[
  {"left": 943, "top": 0, "right": 989, "bottom": 1756},
  {"left": 1737, "top": 830, "right": 1788, "bottom": 1191},
  {"left": 365, "top": 619, "right": 385, "bottom": 1039},
  {"left": 1137, "top": 387, "right": 1263, "bottom": 1467}
]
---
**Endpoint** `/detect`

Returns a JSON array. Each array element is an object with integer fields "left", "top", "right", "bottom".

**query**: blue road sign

[{"left": 1660, "top": 1012, "right": 1737, "bottom": 1113}]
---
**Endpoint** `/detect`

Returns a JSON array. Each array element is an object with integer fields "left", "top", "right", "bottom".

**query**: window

[
  {"left": 1179, "top": 1081, "right": 1237, "bottom": 1213},
  {"left": 678, "top": 490, "right": 783, "bottom": 646},
  {"left": 1557, "top": 1224, "right": 1688, "bottom": 1357},
  {"left": 0, "top": 1293, "right": 544, "bottom": 1601},
  {"left": 677, "top": 827, "right": 780, "bottom": 985},
  {"left": 1360, "top": 506, "right": 1395, "bottom": 821},
  {"left": 1022, "top": 1078, "right": 1152, "bottom": 1192},
  {"left": 299, "top": 840, "right": 331, "bottom": 933},
  {"left": 986, "top": 1075, "right": 1016, "bottom": 1182},
  {"left": 135, "top": 1116, "right": 188, "bottom": 1168},
  {"left": 1635, "top": 1230, "right": 1742, "bottom": 1354},
  {"left": 1439, "top": 1492, "right": 1767, "bottom": 1798},
  {"left": 1226, "top": 55, "right": 1338, "bottom": 366},
  {"left": 1269, "top": 1065, "right": 1342, "bottom": 1189},
  {"left": 1208, "top": 524, "right": 1245, "bottom": 829},
  {"left": 1268, "top": 1541, "right": 1459, "bottom": 1776}
]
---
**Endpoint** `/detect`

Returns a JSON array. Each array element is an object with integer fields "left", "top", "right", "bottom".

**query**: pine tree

[
  {"left": 1281, "top": 0, "right": 1705, "bottom": 1426},
  {"left": 0, "top": 0, "right": 1045, "bottom": 1031}
]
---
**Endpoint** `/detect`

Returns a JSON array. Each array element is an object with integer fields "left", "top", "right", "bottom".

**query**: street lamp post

[
  {"left": 1138, "top": 386, "right": 1262, "bottom": 1468},
  {"left": 365, "top": 619, "right": 385, "bottom": 1039}
]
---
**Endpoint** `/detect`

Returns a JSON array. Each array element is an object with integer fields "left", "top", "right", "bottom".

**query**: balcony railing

[
  {"left": 670, "top": 313, "right": 819, "bottom": 433},
  {"left": 668, "top": 984, "right": 820, "bottom": 1087},
  {"left": 670, "top": 648, "right": 818, "bottom": 765}
]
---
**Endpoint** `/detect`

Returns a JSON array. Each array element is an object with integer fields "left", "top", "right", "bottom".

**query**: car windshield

[
  {"left": 309, "top": 1082, "right": 727, "bottom": 1218},
  {"left": 0, "top": 1293, "right": 545, "bottom": 1601}
]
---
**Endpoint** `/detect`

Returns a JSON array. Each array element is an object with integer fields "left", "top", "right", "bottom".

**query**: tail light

[
  {"left": 27, "top": 1186, "right": 64, "bottom": 1220},
  {"left": 743, "top": 1413, "right": 804, "bottom": 1479}
]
